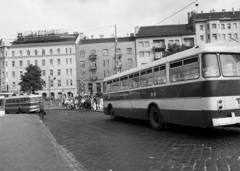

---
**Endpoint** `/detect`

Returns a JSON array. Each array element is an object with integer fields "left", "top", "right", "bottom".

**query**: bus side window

[
  {"left": 202, "top": 54, "right": 220, "bottom": 78},
  {"left": 154, "top": 65, "right": 166, "bottom": 84},
  {"left": 133, "top": 73, "right": 139, "bottom": 88},
  {"left": 120, "top": 76, "right": 128, "bottom": 90},
  {"left": 113, "top": 79, "right": 120, "bottom": 91},
  {"left": 107, "top": 81, "right": 112, "bottom": 92}
]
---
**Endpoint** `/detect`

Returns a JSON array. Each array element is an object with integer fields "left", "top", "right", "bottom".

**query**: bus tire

[
  {"left": 110, "top": 107, "right": 118, "bottom": 121},
  {"left": 149, "top": 105, "right": 164, "bottom": 130},
  {"left": 18, "top": 108, "right": 22, "bottom": 114}
]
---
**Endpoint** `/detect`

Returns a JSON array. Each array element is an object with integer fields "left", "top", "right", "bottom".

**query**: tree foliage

[
  {"left": 165, "top": 43, "right": 187, "bottom": 57},
  {"left": 18, "top": 64, "right": 45, "bottom": 94}
]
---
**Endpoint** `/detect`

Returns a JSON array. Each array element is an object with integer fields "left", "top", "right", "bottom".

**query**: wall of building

[
  {"left": 0, "top": 42, "right": 77, "bottom": 99},
  {"left": 76, "top": 38, "right": 136, "bottom": 95}
]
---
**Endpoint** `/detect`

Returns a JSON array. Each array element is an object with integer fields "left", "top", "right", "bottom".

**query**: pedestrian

[{"left": 39, "top": 100, "right": 46, "bottom": 119}]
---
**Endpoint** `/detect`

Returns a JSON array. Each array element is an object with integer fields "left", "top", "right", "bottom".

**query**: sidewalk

[{"left": 0, "top": 114, "right": 85, "bottom": 171}]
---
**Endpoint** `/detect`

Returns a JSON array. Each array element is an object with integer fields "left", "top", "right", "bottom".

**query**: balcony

[
  {"left": 152, "top": 44, "right": 166, "bottom": 50},
  {"left": 89, "top": 54, "right": 97, "bottom": 60},
  {"left": 113, "top": 53, "right": 122, "bottom": 60},
  {"left": 89, "top": 66, "right": 97, "bottom": 70},
  {"left": 89, "top": 76, "right": 98, "bottom": 81}
]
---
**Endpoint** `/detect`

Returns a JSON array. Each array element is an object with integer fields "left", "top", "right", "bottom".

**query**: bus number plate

[{"left": 237, "top": 98, "right": 240, "bottom": 107}]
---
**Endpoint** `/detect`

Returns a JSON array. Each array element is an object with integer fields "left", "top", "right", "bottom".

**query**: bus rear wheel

[{"left": 149, "top": 106, "right": 164, "bottom": 130}]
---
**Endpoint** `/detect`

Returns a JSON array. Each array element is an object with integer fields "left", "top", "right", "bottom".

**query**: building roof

[
  {"left": 79, "top": 37, "right": 135, "bottom": 45},
  {"left": 136, "top": 24, "right": 195, "bottom": 38},
  {"left": 193, "top": 11, "right": 240, "bottom": 21}
]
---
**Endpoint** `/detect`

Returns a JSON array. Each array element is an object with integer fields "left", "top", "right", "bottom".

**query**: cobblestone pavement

[{"left": 43, "top": 109, "right": 240, "bottom": 171}]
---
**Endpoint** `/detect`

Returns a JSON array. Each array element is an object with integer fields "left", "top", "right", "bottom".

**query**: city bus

[
  {"left": 103, "top": 43, "right": 240, "bottom": 130},
  {"left": 5, "top": 94, "right": 42, "bottom": 114}
]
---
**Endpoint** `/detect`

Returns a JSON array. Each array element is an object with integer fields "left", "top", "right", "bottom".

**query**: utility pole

[
  {"left": 48, "top": 76, "right": 51, "bottom": 110},
  {"left": 115, "top": 24, "right": 118, "bottom": 74}
]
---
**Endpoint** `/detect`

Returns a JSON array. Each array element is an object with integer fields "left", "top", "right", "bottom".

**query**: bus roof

[
  {"left": 103, "top": 43, "right": 240, "bottom": 82},
  {"left": 6, "top": 94, "right": 41, "bottom": 99}
]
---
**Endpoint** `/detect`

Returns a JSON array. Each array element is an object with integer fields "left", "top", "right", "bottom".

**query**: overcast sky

[{"left": 0, "top": 0, "right": 239, "bottom": 40}]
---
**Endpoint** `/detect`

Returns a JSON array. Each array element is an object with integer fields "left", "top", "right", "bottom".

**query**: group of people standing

[{"left": 61, "top": 95, "right": 103, "bottom": 111}]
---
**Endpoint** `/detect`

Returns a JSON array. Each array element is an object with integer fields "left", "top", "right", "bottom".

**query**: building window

[
  {"left": 34, "top": 50, "right": 37, "bottom": 55},
  {"left": 12, "top": 51, "right": 15, "bottom": 57},
  {"left": 168, "top": 40, "right": 173, "bottom": 45},
  {"left": 58, "top": 80, "right": 61, "bottom": 87},
  {"left": 228, "top": 34, "right": 231, "bottom": 39},
  {"left": 91, "top": 50, "right": 96, "bottom": 55},
  {"left": 234, "top": 23, "right": 237, "bottom": 29},
  {"left": 66, "top": 80, "right": 69, "bottom": 86},
  {"left": 200, "top": 35, "right": 204, "bottom": 41},
  {"left": 57, "top": 69, "right": 61, "bottom": 76},
  {"left": 200, "top": 25, "right": 204, "bottom": 30},
  {"left": 27, "top": 60, "right": 30, "bottom": 66},
  {"left": 234, "top": 33, "right": 238, "bottom": 39},
  {"left": 103, "top": 71, "right": 106, "bottom": 77},
  {"left": 222, "top": 34, "right": 226, "bottom": 40},
  {"left": 57, "top": 59, "right": 60, "bottom": 65},
  {"left": 57, "top": 48, "right": 60, "bottom": 54},
  {"left": 66, "top": 48, "right": 68, "bottom": 54},
  {"left": 103, "top": 49, "right": 108, "bottom": 56},
  {"left": 208, "top": 34, "right": 210, "bottom": 41},
  {"left": 35, "top": 60, "right": 38, "bottom": 66},
  {"left": 2, "top": 61, "right": 4, "bottom": 68},
  {"left": 212, "top": 24, "right": 216, "bottom": 29},
  {"left": 50, "top": 80, "right": 53, "bottom": 87},
  {"left": 12, "top": 82, "right": 15, "bottom": 88},
  {"left": 20, "top": 71, "right": 23, "bottom": 76},
  {"left": 103, "top": 60, "right": 105, "bottom": 67},
  {"left": 42, "top": 70, "right": 45, "bottom": 76},
  {"left": 144, "top": 41, "right": 149, "bottom": 47},
  {"left": 27, "top": 50, "right": 30, "bottom": 56},
  {"left": 50, "top": 59, "right": 53, "bottom": 65},
  {"left": 66, "top": 58, "right": 68, "bottom": 64},
  {"left": 12, "top": 61, "right": 15, "bottom": 67},
  {"left": 139, "top": 42, "right": 143, "bottom": 47},
  {"left": 88, "top": 83, "right": 93, "bottom": 93},
  {"left": 50, "top": 49, "right": 53, "bottom": 55},
  {"left": 12, "top": 71, "right": 15, "bottom": 78},
  {"left": 80, "top": 50, "right": 85, "bottom": 57},
  {"left": 70, "top": 69, "right": 72, "bottom": 75},
  {"left": 145, "top": 51, "right": 150, "bottom": 57},
  {"left": 128, "top": 59, "right": 132, "bottom": 66},
  {"left": 70, "top": 58, "right": 72, "bottom": 64},
  {"left": 127, "top": 48, "right": 132, "bottom": 55},
  {"left": 212, "top": 34, "right": 217, "bottom": 40},
  {"left": 80, "top": 61, "right": 85, "bottom": 68},
  {"left": 50, "top": 70, "right": 53, "bottom": 76},
  {"left": 175, "top": 40, "right": 179, "bottom": 45},
  {"left": 70, "top": 79, "right": 72, "bottom": 86},
  {"left": 42, "top": 59, "right": 45, "bottom": 66},
  {"left": 227, "top": 23, "right": 231, "bottom": 29},
  {"left": 42, "top": 49, "right": 45, "bottom": 55},
  {"left": 20, "top": 61, "right": 23, "bottom": 67},
  {"left": 107, "top": 60, "right": 109, "bottom": 67},
  {"left": 107, "top": 70, "right": 110, "bottom": 77},
  {"left": 69, "top": 48, "right": 71, "bottom": 53},
  {"left": 221, "top": 24, "right": 225, "bottom": 30},
  {"left": 139, "top": 51, "right": 144, "bottom": 57}
]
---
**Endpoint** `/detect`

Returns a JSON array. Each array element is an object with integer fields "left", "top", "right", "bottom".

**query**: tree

[
  {"left": 18, "top": 64, "right": 45, "bottom": 94},
  {"left": 165, "top": 43, "right": 188, "bottom": 57}
]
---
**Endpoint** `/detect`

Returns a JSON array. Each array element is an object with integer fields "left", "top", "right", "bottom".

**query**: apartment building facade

[
  {"left": 76, "top": 36, "right": 136, "bottom": 95},
  {"left": 135, "top": 24, "right": 196, "bottom": 66},
  {"left": 189, "top": 8, "right": 240, "bottom": 45},
  {"left": 0, "top": 30, "right": 78, "bottom": 99}
]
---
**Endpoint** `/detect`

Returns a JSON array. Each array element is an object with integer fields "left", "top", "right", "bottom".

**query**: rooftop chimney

[{"left": 100, "top": 35, "right": 104, "bottom": 38}]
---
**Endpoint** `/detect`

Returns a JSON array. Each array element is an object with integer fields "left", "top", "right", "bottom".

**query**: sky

[{"left": 0, "top": 0, "right": 240, "bottom": 40}]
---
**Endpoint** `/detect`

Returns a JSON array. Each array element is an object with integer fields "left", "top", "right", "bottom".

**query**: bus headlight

[{"left": 217, "top": 99, "right": 223, "bottom": 112}]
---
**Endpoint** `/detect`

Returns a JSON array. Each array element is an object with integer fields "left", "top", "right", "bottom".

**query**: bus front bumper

[{"left": 212, "top": 112, "right": 240, "bottom": 126}]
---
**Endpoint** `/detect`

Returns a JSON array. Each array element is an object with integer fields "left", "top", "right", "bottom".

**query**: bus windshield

[{"left": 219, "top": 53, "right": 240, "bottom": 77}]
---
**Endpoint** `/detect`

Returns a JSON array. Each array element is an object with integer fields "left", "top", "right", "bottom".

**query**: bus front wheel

[{"left": 149, "top": 106, "right": 164, "bottom": 130}]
